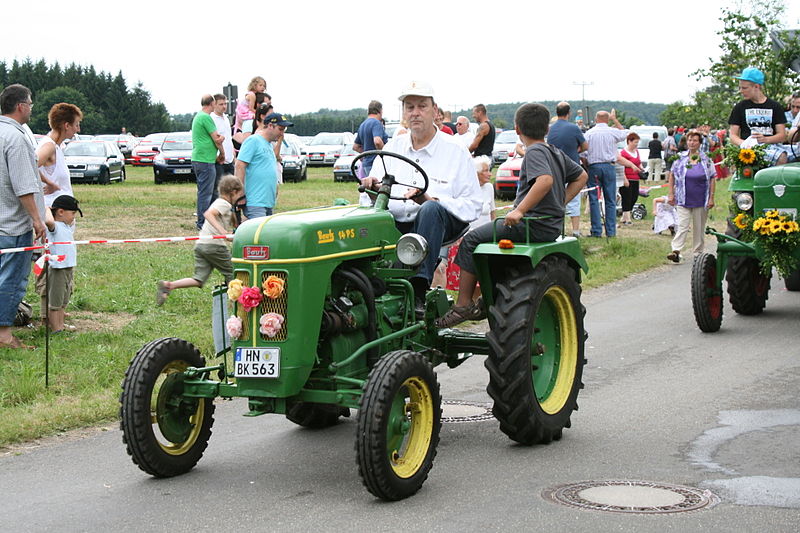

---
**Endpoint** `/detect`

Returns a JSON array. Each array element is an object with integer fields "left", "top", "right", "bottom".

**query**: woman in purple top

[{"left": 666, "top": 130, "right": 716, "bottom": 262}]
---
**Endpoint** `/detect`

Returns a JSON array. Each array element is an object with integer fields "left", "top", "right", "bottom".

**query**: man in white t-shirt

[
  {"left": 212, "top": 93, "right": 235, "bottom": 182},
  {"left": 453, "top": 115, "right": 475, "bottom": 150},
  {"left": 363, "top": 81, "right": 482, "bottom": 314}
]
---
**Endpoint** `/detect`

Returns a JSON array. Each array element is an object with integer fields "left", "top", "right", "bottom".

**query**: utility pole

[{"left": 573, "top": 81, "right": 593, "bottom": 125}]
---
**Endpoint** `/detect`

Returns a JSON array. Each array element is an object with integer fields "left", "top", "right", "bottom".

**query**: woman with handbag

[
  {"left": 618, "top": 132, "right": 644, "bottom": 225},
  {"left": 666, "top": 130, "right": 716, "bottom": 263}
]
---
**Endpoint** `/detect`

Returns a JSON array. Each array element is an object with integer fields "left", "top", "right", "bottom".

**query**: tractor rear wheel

[
  {"left": 120, "top": 337, "right": 215, "bottom": 477},
  {"left": 485, "top": 256, "right": 585, "bottom": 445},
  {"left": 691, "top": 253, "right": 723, "bottom": 332},
  {"left": 285, "top": 401, "right": 349, "bottom": 428},
  {"left": 356, "top": 350, "right": 441, "bottom": 501}
]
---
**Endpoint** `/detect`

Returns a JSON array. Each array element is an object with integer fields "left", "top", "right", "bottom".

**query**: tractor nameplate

[
  {"left": 234, "top": 347, "right": 280, "bottom": 378},
  {"left": 243, "top": 246, "right": 270, "bottom": 260}
]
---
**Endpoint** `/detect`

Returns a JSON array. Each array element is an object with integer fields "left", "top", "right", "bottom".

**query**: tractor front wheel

[
  {"left": 691, "top": 253, "right": 723, "bottom": 332},
  {"left": 356, "top": 350, "right": 441, "bottom": 501},
  {"left": 120, "top": 337, "right": 215, "bottom": 477},
  {"left": 784, "top": 269, "right": 800, "bottom": 291},
  {"left": 485, "top": 257, "right": 585, "bottom": 445}
]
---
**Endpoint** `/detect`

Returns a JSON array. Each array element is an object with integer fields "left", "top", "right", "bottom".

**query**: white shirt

[
  {"left": 585, "top": 123, "right": 629, "bottom": 164},
  {"left": 454, "top": 131, "right": 475, "bottom": 149},
  {"left": 470, "top": 182, "right": 495, "bottom": 230},
  {"left": 211, "top": 112, "right": 235, "bottom": 164},
  {"left": 369, "top": 129, "right": 482, "bottom": 223},
  {"left": 38, "top": 136, "right": 73, "bottom": 207}
]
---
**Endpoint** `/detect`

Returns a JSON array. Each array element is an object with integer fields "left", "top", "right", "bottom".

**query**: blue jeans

[
  {"left": 244, "top": 205, "right": 273, "bottom": 219},
  {"left": 587, "top": 163, "right": 617, "bottom": 237},
  {"left": 400, "top": 201, "right": 468, "bottom": 284},
  {"left": 0, "top": 232, "right": 34, "bottom": 326},
  {"left": 193, "top": 161, "right": 218, "bottom": 229}
]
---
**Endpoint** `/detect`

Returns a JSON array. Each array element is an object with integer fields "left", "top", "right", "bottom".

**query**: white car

[
  {"left": 617, "top": 125, "right": 668, "bottom": 179},
  {"left": 333, "top": 145, "right": 361, "bottom": 182},
  {"left": 492, "top": 129, "right": 520, "bottom": 165},
  {"left": 303, "top": 132, "right": 355, "bottom": 166}
]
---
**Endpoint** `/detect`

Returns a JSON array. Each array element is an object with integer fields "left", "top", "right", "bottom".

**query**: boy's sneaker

[
  {"left": 156, "top": 281, "right": 170, "bottom": 306},
  {"left": 572, "top": 230, "right": 582, "bottom": 238},
  {"left": 667, "top": 251, "right": 680, "bottom": 263}
]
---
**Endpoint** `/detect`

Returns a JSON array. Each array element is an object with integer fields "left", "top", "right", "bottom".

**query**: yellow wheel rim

[
  {"left": 537, "top": 286, "right": 578, "bottom": 415},
  {"left": 151, "top": 360, "right": 204, "bottom": 455},
  {"left": 389, "top": 376, "right": 434, "bottom": 479}
]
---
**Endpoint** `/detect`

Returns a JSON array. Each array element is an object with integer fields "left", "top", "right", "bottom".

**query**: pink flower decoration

[
  {"left": 238, "top": 286, "right": 263, "bottom": 312},
  {"left": 226, "top": 316, "right": 242, "bottom": 339},
  {"left": 259, "top": 312, "right": 285, "bottom": 337}
]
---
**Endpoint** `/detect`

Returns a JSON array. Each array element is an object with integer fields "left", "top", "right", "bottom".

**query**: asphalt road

[{"left": 2, "top": 260, "right": 799, "bottom": 532}]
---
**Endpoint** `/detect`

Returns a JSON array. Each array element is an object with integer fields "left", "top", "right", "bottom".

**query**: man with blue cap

[{"left": 728, "top": 67, "right": 789, "bottom": 166}]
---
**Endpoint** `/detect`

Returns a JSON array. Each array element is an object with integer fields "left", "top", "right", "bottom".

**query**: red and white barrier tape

[{"left": 0, "top": 233, "right": 234, "bottom": 256}]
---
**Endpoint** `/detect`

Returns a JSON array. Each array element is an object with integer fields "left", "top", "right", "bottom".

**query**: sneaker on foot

[{"left": 667, "top": 250, "right": 680, "bottom": 263}]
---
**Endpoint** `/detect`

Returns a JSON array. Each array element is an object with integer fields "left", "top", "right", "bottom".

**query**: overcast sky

[{"left": 5, "top": 0, "right": 800, "bottom": 120}]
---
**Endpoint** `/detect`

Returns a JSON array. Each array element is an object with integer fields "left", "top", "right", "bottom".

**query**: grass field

[{"left": 0, "top": 164, "right": 733, "bottom": 448}]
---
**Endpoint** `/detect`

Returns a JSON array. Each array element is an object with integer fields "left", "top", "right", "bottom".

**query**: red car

[
  {"left": 131, "top": 133, "right": 167, "bottom": 166},
  {"left": 494, "top": 155, "right": 521, "bottom": 200}
]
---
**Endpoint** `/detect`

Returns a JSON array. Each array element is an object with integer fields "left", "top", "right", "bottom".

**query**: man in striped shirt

[{"left": 0, "top": 84, "right": 45, "bottom": 349}]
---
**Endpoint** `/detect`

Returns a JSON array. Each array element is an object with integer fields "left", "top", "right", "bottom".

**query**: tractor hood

[
  {"left": 232, "top": 204, "right": 401, "bottom": 263},
  {"left": 753, "top": 163, "right": 800, "bottom": 216}
]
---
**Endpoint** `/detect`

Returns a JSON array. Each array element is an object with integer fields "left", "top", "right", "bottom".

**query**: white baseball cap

[{"left": 398, "top": 80, "right": 435, "bottom": 101}]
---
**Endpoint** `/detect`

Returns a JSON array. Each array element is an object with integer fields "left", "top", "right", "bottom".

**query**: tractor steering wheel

[{"left": 351, "top": 150, "right": 429, "bottom": 201}]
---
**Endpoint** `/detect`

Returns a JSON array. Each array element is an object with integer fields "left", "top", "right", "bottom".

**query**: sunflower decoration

[
  {"left": 735, "top": 210, "right": 800, "bottom": 277},
  {"left": 721, "top": 143, "right": 768, "bottom": 177},
  {"left": 738, "top": 148, "right": 756, "bottom": 165}
]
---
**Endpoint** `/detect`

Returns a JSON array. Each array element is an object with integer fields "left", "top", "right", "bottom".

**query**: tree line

[{"left": 0, "top": 58, "right": 174, "bottom": 135}]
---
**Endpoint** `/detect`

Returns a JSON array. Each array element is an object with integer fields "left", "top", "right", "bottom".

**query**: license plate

[
  {"left": 234, "top": 347, "right": 280, "bottom": 378},
  {"left": 70, "top": 171, "right": 84, "bottom": 178},
  {"left": 311, "top": 155, "right": 322, "bottom": 160},
  {"left": 175, "top": 168, "right": 191, "bottom": 174}
]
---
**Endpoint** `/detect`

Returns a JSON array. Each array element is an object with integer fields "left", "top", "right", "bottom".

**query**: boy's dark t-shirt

[
  {"left": 727, "top": 98, "right": 785, "bottom": 139},
  {"left": 516, "top": 142, "right": 584, "bottom": 235}
]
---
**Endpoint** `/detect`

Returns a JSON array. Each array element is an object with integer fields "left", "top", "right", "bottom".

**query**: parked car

[
  {"left": 95, "top": 133, "right": 139, "bottom": 158},
  {"left": 280, "top": 135, "right": 308, "bottom": 182},
  {"left": 153, "top": 132, "right": 194, "bottom": 184},
  {"left": 333, "top": 145, "right": 361, "bottom": 182},
  {"left": 494, "top": 155, "right": 521, "bottom": 199},
  {"left": 303, "top": 132, "right": 355, "bottom": 166},
  {"left": 617, "top": 125, "right": 668, "bottom": 179},
  {"left": 492, "top": 129, "right": 520, "bottom": 165},
  {"left": 64, "top": 140, "right": 126, "bottom": 184},
  {"left": 131, "top": 133, "right": 168, "bottom": 166}
]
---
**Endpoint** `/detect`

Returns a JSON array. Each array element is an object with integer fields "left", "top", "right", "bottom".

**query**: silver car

[{"left": 303, "top": 132, "right": 355, "bottom": 166}]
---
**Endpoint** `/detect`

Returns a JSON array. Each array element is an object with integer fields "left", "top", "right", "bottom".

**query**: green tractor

[
  {"left": 120, "top": 151, "right": 588, "bottom": 500},
  {"left": 691, "top": 141, "right": 800, "bottom": 332}
]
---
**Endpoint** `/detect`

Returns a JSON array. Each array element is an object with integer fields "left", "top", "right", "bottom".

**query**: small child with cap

[
  {"left": 38, "top": 194, "right": 82, "bottom": 333},
  {"left": 156, "top": 176, "right": 243, "bottom": 305}
]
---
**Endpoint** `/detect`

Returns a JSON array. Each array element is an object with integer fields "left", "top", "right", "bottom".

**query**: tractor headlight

[
  {"left": 736, "top": 192, "right": 753, "bottom": 211},
  {"left": 396, "top": 233, "right": 428, "bottom": 267}
]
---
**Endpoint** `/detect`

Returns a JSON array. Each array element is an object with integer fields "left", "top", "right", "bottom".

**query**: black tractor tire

[
  {"left": 485, "top": 256, "right": 585, "bottom": 445},
  {"left": 784, "top": 269, "right": 800, "bottom": 291},
  {"left": 691, "top": 253, "right": 723, "bottom": 332},
  {"left": 356, "top": 350, "right": 441, "bottom": 501},
  {"left": 120, "top": 337, "right": 215, "bottom": 477},
  {"left": 725, "top": 222, "right": 770, "bottom": 315},
  {"left": 285, "top": 401, "right": 349, "bottom": 428}
]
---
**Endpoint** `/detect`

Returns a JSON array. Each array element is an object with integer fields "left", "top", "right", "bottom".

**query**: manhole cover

[
  {"left": 441, "top": 400, "right": 494, "bottom": 423},
  {"left": 543, "top": 480, "right": 719, "bottom": 514}
]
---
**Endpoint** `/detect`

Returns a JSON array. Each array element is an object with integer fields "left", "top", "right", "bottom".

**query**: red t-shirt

[
  {"left": 439, "top": 125, "right": 454, "bottom": 135},
  {"left": 620, "top": 149, "right": 641, "bottom": 180}
]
